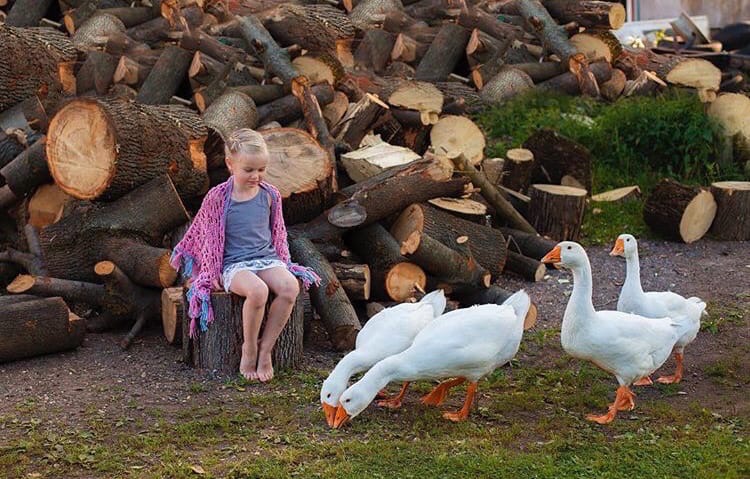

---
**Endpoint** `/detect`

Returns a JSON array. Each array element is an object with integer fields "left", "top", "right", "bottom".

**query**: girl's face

[{"left": 226, "top": 151, "right": 268, "bottom": 190}]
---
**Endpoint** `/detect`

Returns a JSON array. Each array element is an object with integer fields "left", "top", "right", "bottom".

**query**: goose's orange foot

[
  {"left": 376, "top": 397, "right": 403, "bottom": 409},
  {"left": 656, "top": 374, "right": 681, "bottom": 384},
  {"left": 421, "top": 378, "right": 466, "bottom": 407},
  {"left": 375, "top": 389, "right": 389, "bottom": 400},
  {"left": 442, "top": 410, "right": 470, "bottom": 422},
  {"left": 585, "top": 411, "right": 616, "bottom": 424},
  {"left": 615, "top": 389, "right": 636, "bottom": 411},
  {"left": 633, "top": 376, "right": 653, "bottom": 386}
]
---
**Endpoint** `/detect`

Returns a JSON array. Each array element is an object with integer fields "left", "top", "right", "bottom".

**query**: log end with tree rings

[
  {"left": 643, "top": 179, "right": 717, "bottom": 243},
  {"left": 591, "top": 185, "right": 641, "bottom": 204},
  {"left": 709, "top": 181, "right": 750, "bottom": 241},
  {"left": 161, "top": 286, "right": 184, "bottom": 345},
  {"left": 385, "top": 262, "right": 426, "bottom": 302},
  {"left": 429, "top": 115, "right": 486, "bottom": 166},
  {"left": 45, "top": 100, "right": 118, "bottom": 200},
  {"left": 528, "top": 184, "right": 587, "bottom": 242},
  {"left": 260, "top": 128, "right": 335, "bottom": 225},
  {"left": 390, "top": 203, "right": 425, "bottom": 255}
]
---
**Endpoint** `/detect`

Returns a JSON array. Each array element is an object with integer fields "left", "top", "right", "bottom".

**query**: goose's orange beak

[
  {"left": 610, "top": 238, "right": 624, "bottom": 256},
  {"left": 332, "top": 405, "right": 350, "bottom": 429},
  {"left": 541, "top": 245, "right": 561, "bottom": 266},
  {"left": 322, "top": 402, "right": 337, "bottom": 427}
]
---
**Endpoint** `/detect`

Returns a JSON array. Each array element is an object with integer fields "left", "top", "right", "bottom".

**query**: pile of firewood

[{"left": 0, "top": 0, "right": 748, "bottom": 362}]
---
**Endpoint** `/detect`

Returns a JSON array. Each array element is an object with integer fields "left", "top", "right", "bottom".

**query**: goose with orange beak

[
  {"left": 321, "top": 290, "right": 447, "bottom": 427},
  {"left": 541, "top": 242, "right": 694, "bottom": 424},
  {"left": 610, "top": 234, "right": 704, "bottom": 384},
  {"left": 333, "top": 290, "right": 533, "bottom": 428}
]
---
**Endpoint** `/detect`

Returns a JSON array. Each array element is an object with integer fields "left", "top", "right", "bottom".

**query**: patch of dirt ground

[{"left": 0, "top": 239, "right": 748, "bottom": 457}]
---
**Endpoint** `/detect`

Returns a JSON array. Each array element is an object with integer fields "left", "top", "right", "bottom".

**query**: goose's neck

[
  {"left": 623, "top": 252, "right": 644, "bottom": 296},
  {"left": 331, "top": 350, "right": 371, "bottom": 382},
  {"left": 566, "top": 259, "right": 597, "bottom": 324},
  {"left": 358, "top": 356, "right": 401, "bottom": 401}
]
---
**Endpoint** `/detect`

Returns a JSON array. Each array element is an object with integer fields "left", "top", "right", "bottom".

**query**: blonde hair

[{"left": 224, "top": 128, "right": 269, "bottom": 160}]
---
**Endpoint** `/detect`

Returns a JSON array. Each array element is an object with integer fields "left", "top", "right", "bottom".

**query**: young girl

[{"left": 171, "top": 129, "right": 320, "bottom": 382}]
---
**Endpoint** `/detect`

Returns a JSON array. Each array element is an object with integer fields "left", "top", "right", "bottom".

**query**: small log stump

[
  {"left": 528, "top": 184, "right": 587, "bottom": 241},
  {"left": 709, "top": 181, "right": 750, "bottom": 241},
  {"left": 184, "top": 290, "right": 305, "bottom": 376},
  {"left": 644, "top": 178, "right": 717, "bottom": 243}
]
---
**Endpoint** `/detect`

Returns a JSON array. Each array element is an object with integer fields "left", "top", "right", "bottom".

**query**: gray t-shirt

[{"left": 222, "top": 190, "right": 279, "bottom": 268}]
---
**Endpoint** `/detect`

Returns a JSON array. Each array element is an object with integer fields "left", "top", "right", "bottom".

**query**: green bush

[{"left": 476, "top": 90, "right": 739, "bottom": 193}]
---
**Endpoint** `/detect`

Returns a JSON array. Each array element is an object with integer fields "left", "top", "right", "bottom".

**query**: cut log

[
  {"left": 600, "top": 67, "right": 627, "bottom": 101},
  {"left": 288, "top": 237, "right": 360, "bottom": 351},
  {"left": 480, "top": 66, "right": 534, "bottom": 104},
  {"left": 386, "top": 81, "right": 443, "bottom": 126},
  {"left": 0, "top": 138, "right": 51, "bottom": 199},
  {"left": 415, "top": 23, "right": 470, "bottom": 82},
  {"left": 504, "top": 250, "right": 545, "bottom": 282},
  {"left": 482, "top": 157, "right": 505, "bottom": 186},
  {"left": 457, "top": 7, "right": 525, "bottom": 43},
  {"left": 46, "top": 97, "right": 208, "bottom": 200},
  {"left": 135, "top": 45, "right": 193, "bottom": 105},
  {"left": 390, "top": 213, "right": 491, "bottom": 288},
  {"left": 188, "top": 51, "right": 224, "bottom": 86},
  {"left": 185, "top": 289, "right": 304, "bottom": 374},
  {"left": 257, "top": 84, "right": 335, "bottom": 126},
  {"left": 644, "top": 179, "right": 717, "bottom": 243},
  {"left": 340, "top": 138, "right": 420, "bottom": 182},
  {"left": 4, "top": 0, "right": 55, "bottom": 27},
  {"left": 528, "top": 184, "right": 588, "bottom": 241},
  {"left": 355, "top": 29, "right": 396, "bottom": 72},
  {"left": 349, "top": 0, "right": 404, "bottom": 30},
  {"left": 537, "top": 60, "right": 612, "bottom": 96},
  {"left": 707, "top": 93, "right": 750, "bottom": 154},
  {"left": 346, "top": 223, "right": 427, "bottom": 301},
  {"left": 161, "top": 286, "right": 185, "bottom": 345},
  {"left": 645, "top": 52, "right": 721, "bottom": 93},
  {"left": 113, "top": 55, "right": 153, "bottom": 87},
  {"left": 75, "top": 50, "right": 118, "bottom": 95},
  {"left": 0, "top": 25, "right": 78, "bottom": 112},
  {"left": 179, "top": 30, "right": 247, "bottom": 65},
  {"left": 95, "top": 260, "right": 161, "bottom": 348},
  {"left": 331, "top": 262, "right": 371, "bottom": 301},
  {"left": 202, "top": 91, "right": 258, "bottom": 168},
  {"left": 38, "top": 175, "right": 190, "bottom": 282},
  {"left": 72, "top": 13, "right": 126, "bottom": 51},
  {"left": 500, "top": 148, "right": 535, "bottom": 193},
  {"left": 512, "top": 0, "right": 599, "bottom": 97},
  {"left": 27, "top": 183, "right": 73, "bottom": 228},
  {"left": 0, "top": 294, "right": 41, "bottom": 307},
  {"left": 429, "top": 115, "right": 486, "bottom": 166},
  {"left": 523, "top": 128, "right": 593, "bottom": 194},
  {"left": 265, "top": 4, "right": 356, "bottom": 55},
  {"left": 569, "top": 31, "right": 623, "bottom": 63},
  {"left": 0, "top": 95, "right": 48, "bottom": 135},
  {"left": 391, "top": 202, "right": 508, "bottom": 279},
  {"left": 497, "top": 226, "right": 557, "bottom": 260},
  {"left": 102, "top": 237, "right": 177, "bottom": 288},
  {"left": 444, "top": 151, "right": 536, "bottom": 234},
  {"left": 230, "top": 84, "right": 286, "bottom": 105},
  {"left": 261, "top": 128, "right": 335, "bottom": 225},
  {"left": 322, "top": 91, "right": 349, "bottom": 129},
  {"left": 126, "top": 5, "right": 203, "bottom": 46},
  {"left": 7, "top": 274, "right": 104, "bottom": 305},
  {"left": 292, "top": 55, "right": 344, "bottom": 86},
  {"left": 453, "top": 284, "right": 537, "bottom": 330},
  {"left": 591, "top": 185, "right": 641, "bottom": 203},
  {"left": 710, "top": 181, "right": 750, "bottom": 241},
  {"left": 97, "top": 7, "right": 156, "bottom": 28},
  {"left": 541, "top": 0, "right": 626, "bottom": 30},
  {"left": 335, "top": 93, "right": 387, "bottom": 150},
  {"left": 0, "top": 297, "right": 85, "bottom": 363},
  {"left": 427, "top": 197, "right": 487, "bottom": 222}
]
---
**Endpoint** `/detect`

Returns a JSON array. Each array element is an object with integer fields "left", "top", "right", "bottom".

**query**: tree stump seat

[{"left": 182, "top": 289, "right": 304, "bottom": 377}]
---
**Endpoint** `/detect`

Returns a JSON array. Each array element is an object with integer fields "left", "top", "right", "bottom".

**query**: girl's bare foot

[
  {"left": 256, "top": 351, "right": 274, "bottom": 382},
  {"left": 240, "top": 343, "right": 258, "bottom": 380}
]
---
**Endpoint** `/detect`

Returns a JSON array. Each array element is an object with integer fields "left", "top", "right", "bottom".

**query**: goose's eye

[
  {"left": 345, "top": 398, "right": 351, "bottom": 403},
  {"left": 326, "top": 393, "right": 331, "bottom": 398},
  {"left": 626, "top": 239, "right": 630, "bottom": 242},
  {"left": 566, "top": 246, "right": 572, "bottom": 250}
]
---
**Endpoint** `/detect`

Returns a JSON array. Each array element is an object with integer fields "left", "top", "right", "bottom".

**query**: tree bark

[
  {"left": 6, "top": 273, "right": 104, "bottom": 305},
  {"left": 504, "top": 250, "right": 546, "bottom": 282},
  {"left": 643, "top": 179, "right": 717, "bottom": 244},
  {"left": 0, "top": 297, "right": 85, "bottom": 363},
  {"left": 288, "top": 237, "right": 360, "bottom": 351},
  {"left": 331, "top": 262, "right": 371, "bottom": 301},
  {"left": 523, "top": 128, "right": 593, "bottom": 194},
  {"left": 528, "top": 184, "right": 587, "bottom": 241},
  {"left": 38, "top": 175, "right": 190, "bottom": 282},
  {"left": 541, "top": 0, "right": 626, "bottom": 30},
  {"left": 497, "top": 226, "right": 557, "bottom": 260},
  {"left": 257, "top": 84, "right": 334, "bottom": 126},
  {"left": 102, "top": 237, "right": 177, "bottom": 288},
  {"left": 265, "top": 3, "right": 356, "bottom": 55},
  {"left": 126, "top": 5, "right": 203, "bottom": 46},
  {"left": 46, "top": 97, "right": 208, "bottom": 200},
  {"left": 346, "top": 223, "right": 427, "bottom": 301},
  {"left": 500, "top": 148, "right": 535, "bottom": 193},
  {"left": 709, "top": 181, "right": 750, "bottom": 241},
  {"left": 391, "top": 202, "right": 508, "bottom": 280},
  {"left": 75, "top": 50, "right": 118, "bottom": 95},
  {"left": 0, "top": 25, "right": 78, "bottom": 112},
  {"left": 537, "top": 60, "right": 612, "bottom": 96},
  {"left": 415, "top": 23, "right": 470, "bottom": 82},
  {"left": 0, "top": 138, "right": 51, "bottom": 199},
  {"left": 135, "top": 45, "right": 193, "bottom": 105},
  {"left": 5, "top": 0, "right": 55, "bottom": 27}
]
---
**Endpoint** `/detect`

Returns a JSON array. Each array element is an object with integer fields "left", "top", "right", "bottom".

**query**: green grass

[{"left": 580, "top": 198, "right": 649, "bottom": 246}]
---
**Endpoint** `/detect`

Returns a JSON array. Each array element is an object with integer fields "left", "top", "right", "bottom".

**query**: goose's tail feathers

[
  {"left": 502, "top": 290, "right": 532, "bottom": 325},
  {"left": 419, "top": 289, "right": 447, "bottom": 317}
]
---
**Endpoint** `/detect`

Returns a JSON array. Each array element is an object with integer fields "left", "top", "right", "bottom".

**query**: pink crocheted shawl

[{"left": 170, "top": 178, "right": 321, "bottom": 337}]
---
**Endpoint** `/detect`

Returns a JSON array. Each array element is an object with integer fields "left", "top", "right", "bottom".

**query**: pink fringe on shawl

[{"left": 170, "top": 178, "right": 321, "bottom": 337}]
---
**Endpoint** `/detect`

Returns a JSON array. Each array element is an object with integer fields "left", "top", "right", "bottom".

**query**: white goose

[
  {"left": 332, "top": 290, "right": 532, "bottom": 428},
  {"left": 320, "top": 289, "right": 447, "bottom": 427},
  {"left": 541, "top": 242, "right": 696, "bottom": 424},
  {"left": 611, "top": 234, "right": 705, "bottom": 384}
]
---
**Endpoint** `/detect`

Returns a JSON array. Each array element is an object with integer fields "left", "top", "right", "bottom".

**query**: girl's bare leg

[
  {"left": 229, "top": 271, "right": 269, "bottom": 381},
  {"left": 255, "top": 267, "right": 300, "bottom": 382}
]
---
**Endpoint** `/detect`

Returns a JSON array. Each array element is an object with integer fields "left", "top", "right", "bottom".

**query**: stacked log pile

[{"left": 0, "top": 0, "right": 747, "bottom": 365}]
